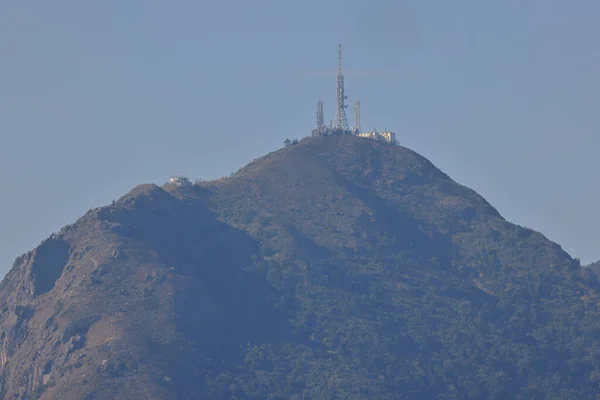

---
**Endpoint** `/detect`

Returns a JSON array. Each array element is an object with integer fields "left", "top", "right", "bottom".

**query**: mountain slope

[{"left": 1, "top": 135, "right": 600, "bottom": 399}]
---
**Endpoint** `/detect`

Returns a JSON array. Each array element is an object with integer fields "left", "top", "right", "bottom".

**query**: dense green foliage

[
  {"left": 195, "top": 251, "right": 600, "bottom": 399},
  {"left": 193, "top": 137, "right": 600, "bottom": 399}
]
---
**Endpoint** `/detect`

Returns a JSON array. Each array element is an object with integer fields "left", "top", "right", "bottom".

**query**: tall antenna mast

[
  {"left": 353, "top": 100, "right": 361, "bottom": 133},
  {"left": 334, "top": 44, "right": 349, "bottom": 132},
  {"left": 316, "top": 100, "right": 324, "bottom": 131}
]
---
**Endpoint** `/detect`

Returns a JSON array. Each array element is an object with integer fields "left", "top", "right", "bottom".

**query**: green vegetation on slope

[{"left": 0, "top": 136, "right": 599, "bottom": 399}]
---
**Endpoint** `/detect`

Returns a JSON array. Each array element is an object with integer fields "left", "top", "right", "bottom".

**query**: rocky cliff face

[{"left": 0, "top": 136, "right": 598, "bottom": 399}]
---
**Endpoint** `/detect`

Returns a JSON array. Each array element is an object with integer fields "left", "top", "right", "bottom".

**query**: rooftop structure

[
  {"left": 168, "top": 176, "right": 192, "bottom": 187},
  {"left": 357, "top": 128, "right": 396, "bottom": 144}
]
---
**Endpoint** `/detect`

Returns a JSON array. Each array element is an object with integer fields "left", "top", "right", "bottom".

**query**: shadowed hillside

[{"left": 1, "top": 135, "right": 599, "bottom": 399}]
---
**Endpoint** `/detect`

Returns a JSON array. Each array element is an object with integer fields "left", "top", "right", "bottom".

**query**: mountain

[
  {"left": 587, "top": 260, "right": 600, "bottom": 271},
  {"left": 1, "top": 135, "right": 600, "bottom": 399}
]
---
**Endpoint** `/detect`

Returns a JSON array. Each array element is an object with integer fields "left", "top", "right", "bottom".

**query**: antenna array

[{"left": 334, "top": 44, "right": 350, "bottom": 131}]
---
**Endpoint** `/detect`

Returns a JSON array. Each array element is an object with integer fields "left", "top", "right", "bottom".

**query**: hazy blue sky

[{"left": 1, "top": 1, "right": 599, "bottom": 275}]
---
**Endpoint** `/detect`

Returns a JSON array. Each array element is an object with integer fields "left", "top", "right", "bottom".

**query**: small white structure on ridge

[{"left": 168, "top": 176, "right": 192, "bottom": 187}]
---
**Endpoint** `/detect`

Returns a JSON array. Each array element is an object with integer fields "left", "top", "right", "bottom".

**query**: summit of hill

[{"left": 0, "top": 135, "right": 598, "bottom": 399}]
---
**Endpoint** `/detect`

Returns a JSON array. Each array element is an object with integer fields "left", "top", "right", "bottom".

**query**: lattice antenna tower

[
  {"left": 316, "top": 100, "right": 324, "bottom": 131},
  {"left": 334, "top": 44, "right": 349, "bottom": 131},
  {"left": 353, "top": 100, "right": 361, "bottom": 133}
]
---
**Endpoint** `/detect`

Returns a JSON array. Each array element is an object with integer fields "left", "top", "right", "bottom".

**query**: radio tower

[
  {"left": 317, "top": 100, "right": 324, "bottom": 131},
  {"left": 353, "top": 100, "right": 361, "bottom": 133},
  {"left": 334, "top": 44, "right": 350, "bottom": 132}
]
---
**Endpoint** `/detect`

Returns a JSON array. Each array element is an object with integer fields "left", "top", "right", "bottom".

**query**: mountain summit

[{"left": 1, "top": 136, "right": 599, "bottom": 399}]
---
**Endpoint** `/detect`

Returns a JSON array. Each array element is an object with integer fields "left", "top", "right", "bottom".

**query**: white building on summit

[
  {"left": 168, "top": 176, "right": 192, "bottom": 187},
  {"left": 311, "top": 44, "right": 396, "bottom": 145},
  {"left": 357, "top": 128, "right": 396, "bottom": 144}
]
